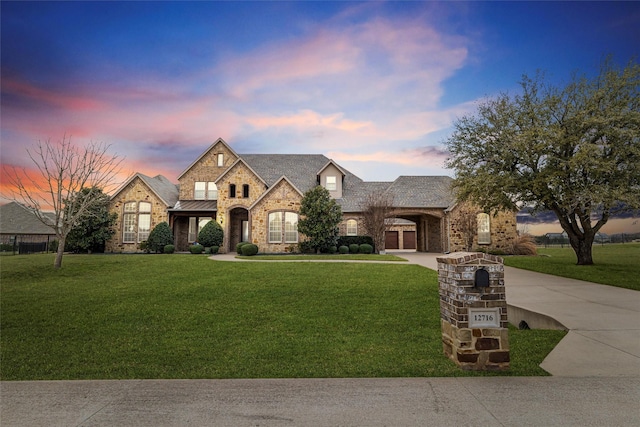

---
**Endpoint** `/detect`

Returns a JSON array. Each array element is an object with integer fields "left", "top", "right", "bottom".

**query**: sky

[{"left": 1, "top": 1, "right": 639, "bottom": 235}]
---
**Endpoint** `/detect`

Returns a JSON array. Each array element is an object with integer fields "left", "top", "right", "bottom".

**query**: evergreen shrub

[
  {"left": 241, "top": 243, "right": 259, "bottom": 256},
  {"left": 190, "top": 244, "right": 204, "bottom": 254},
  {"left": 147, "top": 222, "right": 174, "bottom": 253},
  {"left": 359, "top": 243, "right": 373, "bottom": 254},
  {"left": 163, "top": 244, "right": 175, "bottom": 254},
  {"left": 338, "top": 245, "right": 349, "bottom": 254},
  {"left": 198, "top": 221, "right": 224, "bottom": 248},
  {"left": 236, "top": 241, "right": 249, "bottom": 254},
  {"left": 349, "top": 244, "right": 360, "bottom": 254}
]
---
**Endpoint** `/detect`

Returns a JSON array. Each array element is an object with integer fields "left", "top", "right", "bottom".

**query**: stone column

[{"left": 437, "top": 252, "right": 509, "bottom": 371}]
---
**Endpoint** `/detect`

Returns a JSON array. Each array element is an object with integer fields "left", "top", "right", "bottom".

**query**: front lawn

[
  {"left": 1, "top": 254, "right": 564, "bottom": 380},
  {"left": 504, "top": 243, "right": 640, "bottom": 291}
]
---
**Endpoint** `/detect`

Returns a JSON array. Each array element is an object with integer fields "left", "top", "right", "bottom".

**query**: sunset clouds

[{"left": 2, "top": 0, "right": 639, "bottom": 194}]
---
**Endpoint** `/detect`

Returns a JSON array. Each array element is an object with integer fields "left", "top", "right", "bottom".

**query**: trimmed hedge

[
  {"left": 338, "top": 245, "right": 349, "bottom": 254},
  {"left": 198, "top": 221, "right": 224, "bottom": 248},
  {"left": 359, "top": 243, "right": 373, "bottom": 254},
  {"left": 337, "top": 235, "right": 374, "bottom": 248},
  {"left": 241, "top": 243, "right": 259, "bottom": 256},
  {"left": 236, "top": 241, "right": 249, "bottom": 254},
  {"left": 189, "top": 244, "right": 204, "bottom": 254},
  {"left": 348, "top": 244, "right": 360, "bottom": 254},
  {"left": 163, "top": 244, "right": 175, "bottom": 254}
]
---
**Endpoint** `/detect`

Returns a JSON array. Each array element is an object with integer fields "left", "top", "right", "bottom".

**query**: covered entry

[
  {"left": 387, "top": 211, "right": 446, "bottom": 253},
  {"left": 227, "top": 206, "right": 250, "bottom": 252}
]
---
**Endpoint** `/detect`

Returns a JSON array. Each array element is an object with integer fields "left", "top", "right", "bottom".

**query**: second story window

[
  {"left": 195, "top": 182, "right": 217, "bottom": 200},
  {"left": 229, "top": 184, "right": 236, "bottom": 198},
  {"left": 242, "top": 184, "right": 250, "bottom": 198},
  {"left": 217, "top": 153, "right": 224, "bottom": 167},
  {"left": 326, "top": 176, "right": 336, "bottom": 191}
]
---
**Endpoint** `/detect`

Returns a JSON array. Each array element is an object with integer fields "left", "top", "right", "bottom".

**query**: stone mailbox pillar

[{"left": 437, "top": 252, "right": 509, "bottom": 371}]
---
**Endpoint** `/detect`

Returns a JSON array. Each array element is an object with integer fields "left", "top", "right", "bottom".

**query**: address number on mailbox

[{"left": 468, "top": 308, "right": 501, "bottom": 328}]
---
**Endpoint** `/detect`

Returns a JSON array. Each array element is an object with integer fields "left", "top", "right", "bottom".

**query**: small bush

[
  {"left": 139, "top": 240, "right": 149, "bottom": 252},
  {"left": 189, "top": 244, "right": 204, "bottom": 254},
  {"left": 236, "top": 241, "right": 249, "bottom": 254},
  {"left": 204, "top": 247, "right": 212, "bottom": 255},
  {"left": 147, "top": 222, "right": 174, "bottom": 253},
  {"left": 349, "top": 244, "right": 360, "bottom": 254},
  {"left": 359, "top": 243, "right": 373, "bottom": 254},
  {"left": 298, "top": 241, "right": 315, "bottom": 254},
  {"left": 241, "top": 243, "right": 258, "bottom": 256},
  {"left": 198, "top": 221, "right": 224, "bottom": 248},
  {"left": 511, "top": 234, "right": 538, "bottom": 256},
  {"left": 328, "top": 246, "right": 337, "bottom": 254},
  {"left": 210, "top": 246, "right": 219, "bottom": 254},
  {"left": 338, "top": 245, "right": 349, "bottom": 254},
  {"left": 163, "top": 244, "right": 175, "bottom": 254}
]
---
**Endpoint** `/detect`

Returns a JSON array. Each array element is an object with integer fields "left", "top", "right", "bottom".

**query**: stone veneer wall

[
  {"left": 447, "top": 204, "right": 517, "bottom": 253},
  {"left": 249, "top": 179, "right": 303, "bottom": 253},
  {"left": 437, "top": 252, "right": 509, "bottom": 371},
  {"left": 215, "top": 161, "right": 268, "bottom": 232},
  {"left": 178, "top": 142, "right": 238, "bottom": 200},
  {"left": 106, "top": 178, "right": 168, "bottom": 253}
]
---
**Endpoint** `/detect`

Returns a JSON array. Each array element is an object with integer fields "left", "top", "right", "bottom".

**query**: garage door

[
  {"left": 385, "top": 231, "right": 399, "bottom": 249},
  {"left": 403, "top": 231, "right": 416, "bottom": 249}
]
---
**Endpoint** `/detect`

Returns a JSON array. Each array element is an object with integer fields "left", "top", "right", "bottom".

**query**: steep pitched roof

[
  {"left": 0, "top": 202, "right": 56, "bottom": 235},
  {"left": 177, "top": 138, "right": 237, "bottom": 180},
  {"left": 337, "top": 181, "right": 391, "bottom": 212},
  {"left": 385, "top": 176, "right": 454, "bottom": 208},
  {"left": 239, "top": 154, "right": 363, "bottom": 195},
  {"left": 111, "top": 173, "right": 179, "bottom": 207}
]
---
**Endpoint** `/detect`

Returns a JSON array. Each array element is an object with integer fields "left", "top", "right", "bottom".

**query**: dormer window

[
  {"left": 326, "top": 176, "right": 336, "bottom": 191},
  {"left": 217, "top": 153, "right": 224, "bottom": 167}
]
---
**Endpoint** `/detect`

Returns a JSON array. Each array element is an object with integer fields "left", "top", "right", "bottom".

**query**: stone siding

[
  {"left": 448, "top": 204, "right": 517, "bottom": 253},
  {"left": 105, "top": 177, "right": 168, "bottom": 252},
  {"left": 178, "top": 142, "right": 238, "bottom": 200}
]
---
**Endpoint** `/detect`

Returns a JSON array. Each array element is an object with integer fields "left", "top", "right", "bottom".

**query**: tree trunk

[
  {"left": 54, "top": 236, "right": 66, "bottom": 269},
  {"left": 568, "top": 233, "right": 595, "bottom": 265}
]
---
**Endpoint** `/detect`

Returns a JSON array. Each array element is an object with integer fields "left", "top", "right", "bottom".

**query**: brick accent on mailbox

[{"left": 437, "top": 252, "right": 510, "bottom": 371}]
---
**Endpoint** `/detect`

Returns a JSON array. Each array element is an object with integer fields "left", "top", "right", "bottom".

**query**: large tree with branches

[
  {"left": 445, "top": 58, "right": 639, "bottom": 265},
  {"left": 3, "top": 136, "right": 123, "bottom": 268}
]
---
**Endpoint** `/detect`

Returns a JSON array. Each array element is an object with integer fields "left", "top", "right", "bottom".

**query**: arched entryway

[
  {"left": 227, "top": 207, "right": 249, "bottom": 252},
  {"left": 388, "top": 211, "right": 446, "bottom": 253}
]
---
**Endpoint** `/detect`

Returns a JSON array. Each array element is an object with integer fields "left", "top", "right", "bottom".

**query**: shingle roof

[
  {"left": 239, "top": 154, "right": 363, "bottom": 195},
  {"left": 337, "top": 181, "right": 391, "bottom": 212},
  {"left": 137, "top": 174, "right": 179, "bottom": 207},
  {"left": 0, "top": 202, "right": 56, "bottom": 235},
  {"left": 385, "top": 176, "right": 454, "bottom": 208}
]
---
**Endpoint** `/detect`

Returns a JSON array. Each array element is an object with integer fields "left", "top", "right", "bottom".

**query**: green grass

[
  {"left": 504, "top": 243, "right": 640, "bottom": 291},
  {"left": 1, "top": 254, "right": 564, "bottom": 380}
]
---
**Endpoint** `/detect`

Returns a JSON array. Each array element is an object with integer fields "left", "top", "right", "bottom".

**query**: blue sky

[{"left": 2, "top": 1, "right": 639, "bottom": 233}]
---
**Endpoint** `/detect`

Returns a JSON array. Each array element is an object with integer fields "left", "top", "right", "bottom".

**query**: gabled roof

[
  {"left": 239, "top": 154, "right": 363, "bottom": 195},
  {"left": 249, "top": 175, "right": 305, "bottom": 210},
  {"left": 337, "top": 181, "right": 391, "bottom": 212},
  {"left": 215, "top": 157, "right": 268, "bottom": 187},
  {"left": 385, "top": 176, "right": 454, "bottom": 208},
  {"left": 177, "top": 138, "right": 237, "bottom": 180},
  {"left": 0, "top": 202, "right": 56, "bottom": 235},
  {"left": 316, "top": 159, "right": 348, "bottom": 177},
  {"left": 111, "top": 173, "right": 179, "bottom": 207}
]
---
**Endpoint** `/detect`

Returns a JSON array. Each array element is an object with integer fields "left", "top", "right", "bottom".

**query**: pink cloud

[{"left": 2, "top": 77, "right": 105, "bottom": 111}]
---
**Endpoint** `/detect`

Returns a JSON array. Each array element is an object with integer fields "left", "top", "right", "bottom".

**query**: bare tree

[
  {"left": 3, "top": 136, "right": 123, "bottom": 268},
  {"left": 360, "top": 191, "right": 394, "bottom": 254},
  {"left": 451, "top": 202, "right": 480, "bottom": 252}
]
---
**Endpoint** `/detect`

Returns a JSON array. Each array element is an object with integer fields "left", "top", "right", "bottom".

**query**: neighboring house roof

[
  {"left": 384, "top": 176, "right": 454, "bottom": 208},
  {"left": 0, "top": 202, "right": 56, "bottom": 235},
  {"left": 111, "top": 173, "right": 179, "bottom": 207}
]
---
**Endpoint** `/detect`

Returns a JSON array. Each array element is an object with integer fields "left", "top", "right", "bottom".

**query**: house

[
  {"left": 105, "top": 138, "right": 517, "bottom": 254},
  {"left": 0, "top": 202, "right": 57, "bottom": 253}
]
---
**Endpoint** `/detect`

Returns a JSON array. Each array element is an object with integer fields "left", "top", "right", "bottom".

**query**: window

[
  {"left": 217, "top": 153, "right": 224, "bottom": 167},
  {"left": 477, "top": 213, "right": 491, "bottom": 245},
  {"left": 207, "top": 182, "right": 217, "bottom": 200},
  {"left": 346, "top": 219, "right": 358, "bottom": 236},
  {"left": 194, "top": 182, "right": 206, "bottom": 199},
  {"left": 229, "top": 184, "right": 236, "bottom": 198},
  {"left": 242, "top": 184, "right": 249, "bottom": 198},
  {"left": 326, "top": 176, "right": 336, "bottom": 191},
  {"left": 195, "top": 182, "right": 217, "bottom": 200},
  {"left": 268, "top": 211, "right": 299, "bottom": 243},
  {"left": 138, "top": 202, "right": 151, "bottom": 242},
  {"left": 122, "top": 201, "right": 152, "bottom": 243}
]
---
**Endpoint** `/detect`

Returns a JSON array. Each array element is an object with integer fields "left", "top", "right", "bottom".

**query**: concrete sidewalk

[
  {"left": 2, "top": 377, "right": 639, "bottom": 426},
  {"left": 2, "top": 252, "right": 639, "bottom": 426}
]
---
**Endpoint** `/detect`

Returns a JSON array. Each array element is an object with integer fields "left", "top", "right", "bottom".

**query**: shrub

[
  {"left": 204, "top": 247, "right": 212, "bottom": 255},
  {"left": 163, "top": 244, "right": 175, "bottom": 254},
  {"left": 138, "top": 240, "right": 149, "bottom": 252},
  {"left": 328, "top": 245, "right": 337, "bottom": 254},
  {"left": 349, "top": 244, "right": 360, "bottom": 254},
  {"left": 210, "top": 246, "right": 219, "bottom": 254},
  {"left": 147, "top": 222, "right": 174, "bottom": 253},
  {"left": 298, "top": 241, "right": 315, "bottom": 254},
  {"left": 338, "top": 245, "right": 349, "bottom": 254},
  {"left": 511, "top": 234, "right": 538, "bottom": 256},
  {"left": 198, "top": 221, "right": 224, "bottom": 248},
  {"left": 359, "top": 243, "right": 373, "bottom": 254},
  {"left": 189, "top": 244, "right": 204, "bottom": 254},
  {"left": 337, "top": 236, "right": 374, "bottom": 248},
  {"left": 236, "top": 241, "right": 249, "bottom": 254},
  {"left": 241, "top": 243, "right": 258, "bottom": 256}
]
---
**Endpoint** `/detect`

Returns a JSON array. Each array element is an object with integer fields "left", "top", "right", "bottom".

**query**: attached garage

[
  {"left": 403, "top": 231, "right": 416, "bottom": 249},
  {"left": 385, "top": 231, "right": 399, "bottom": 249}
]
